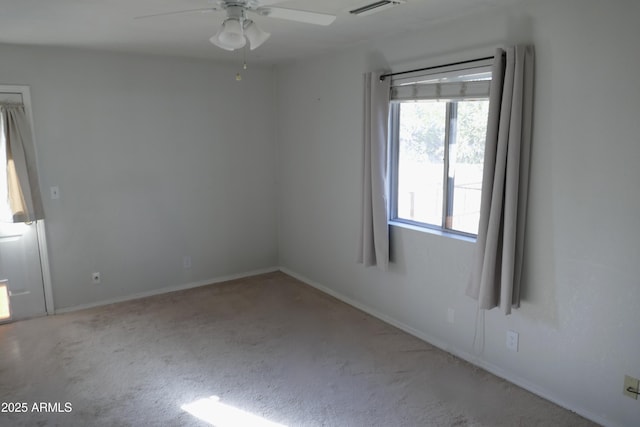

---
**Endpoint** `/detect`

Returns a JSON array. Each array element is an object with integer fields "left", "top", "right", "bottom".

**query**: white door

[
  {"left": 0, "top": 90, "right": 47, "bottom": 322},
  {"left": 0, "top": 223, "right": 47, "bottom": 321}
]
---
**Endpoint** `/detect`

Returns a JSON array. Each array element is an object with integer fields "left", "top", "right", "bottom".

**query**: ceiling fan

[{"left": 135, "top": 0, "right": 337, "bottom": 51}]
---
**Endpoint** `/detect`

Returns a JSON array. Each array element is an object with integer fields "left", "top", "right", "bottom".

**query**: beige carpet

[{"left": 0, "top": 272, "right": 596, "bottom": 426}]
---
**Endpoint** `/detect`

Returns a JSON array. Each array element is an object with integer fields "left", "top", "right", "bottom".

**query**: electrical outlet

[
  {"left": 50, "top": 186, "right": 60, "bottom": 200},
  {"left": 624, "top": 375, "right": 639, "bottom": 400},
  {"left": 183, "top": 256, "right": 192, "bottom": 269},
  {"left": 506, "top": 330, "right": 519, "bottom": 352},
  {"left": 92, "top": 272, "right": 101, "bottom": 284}
]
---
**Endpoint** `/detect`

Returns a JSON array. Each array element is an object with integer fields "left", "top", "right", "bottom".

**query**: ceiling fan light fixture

[
  {"left": 244, "top": 20, "right": 270, "bottom": 50},
  {"left": 211, "top": 18, "right": 246, "bottom": 50},
  {"left": 209, "top": 28, "right": 233, "bottom": 51}
]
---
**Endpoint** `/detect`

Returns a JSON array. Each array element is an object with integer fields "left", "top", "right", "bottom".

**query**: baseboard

[
  {"left": 278, "top": 266, "right": 613, "bottom": 427},
  {"left": 55, "top": 266, "right": 280, "bottom": 314}
]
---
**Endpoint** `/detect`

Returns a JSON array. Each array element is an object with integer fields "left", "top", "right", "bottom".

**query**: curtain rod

[{"left": 379, "top": 56, "right": 494, "bottom": 81}]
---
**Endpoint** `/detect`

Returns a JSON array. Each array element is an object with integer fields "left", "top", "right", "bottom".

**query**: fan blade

[
  {"left": 256, "top": 7, "right": 336, "bottom": 26},
  {"left": 134, "top": 7, "right": 219, "bottom": 20}
]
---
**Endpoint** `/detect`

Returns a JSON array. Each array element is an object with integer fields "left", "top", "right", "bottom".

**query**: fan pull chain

[{"left": 236, "top": 45, "right": 248, "bottom": 81}]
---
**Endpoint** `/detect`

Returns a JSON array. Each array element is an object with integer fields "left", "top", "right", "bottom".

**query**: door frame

[{"left": 1, "top": 84, "right": 55, "bottom": 314}]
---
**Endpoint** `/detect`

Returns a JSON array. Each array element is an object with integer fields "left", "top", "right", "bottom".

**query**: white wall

[
  {"left": 0, "top": 44, "right": 278, "bottom": 310},
  {"left": 276, "top": 1, "right": 640, "bottom": 426}
]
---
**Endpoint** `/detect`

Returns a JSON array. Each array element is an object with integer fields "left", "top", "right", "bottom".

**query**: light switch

[{"left": 506, "top": 330, "right": 519, "bottom": 352}]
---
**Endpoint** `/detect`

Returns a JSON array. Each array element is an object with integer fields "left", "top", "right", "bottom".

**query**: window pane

[
  {"left": 0, "top": 283, "right": 10, "bottom": 321},
  {"left": 449, "top": 100, "right": 489, "bottom": 234},
  {"left": 397, "top": 102, "right": 446, "bottom": 226}
]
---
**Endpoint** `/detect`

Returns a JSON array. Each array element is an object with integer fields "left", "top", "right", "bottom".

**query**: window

[{"left": 388, "top": 62, "right": 492, "bottom": 237}]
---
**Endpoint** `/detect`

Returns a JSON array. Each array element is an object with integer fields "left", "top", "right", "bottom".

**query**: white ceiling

[{"left": 0, "top": 0, "right": 523, "bottom": 64}]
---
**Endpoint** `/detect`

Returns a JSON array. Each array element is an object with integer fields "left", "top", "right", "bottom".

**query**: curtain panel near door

[
  {"left": 358, "top": 72, "right": 391, "bottom": 270},
  {"left": 466, "top": 45, "right": 535, "bottom": 314},
  {"left": 1, "top": 103, "right": 44, "bottom": 222}
]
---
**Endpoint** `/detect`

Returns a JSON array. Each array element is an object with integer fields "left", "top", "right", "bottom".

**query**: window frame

[{"left": 388, "top": 77, "right": 490, "bottom": 239}]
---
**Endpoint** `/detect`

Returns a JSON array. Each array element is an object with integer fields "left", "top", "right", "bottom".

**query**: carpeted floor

[{"left": 0, "top": 272, "right": 596, "bottom": 426}]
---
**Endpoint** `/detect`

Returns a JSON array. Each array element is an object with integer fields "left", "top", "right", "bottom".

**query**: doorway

[{"left": 0, "top": 86, "right": 53, "bottom": 322}]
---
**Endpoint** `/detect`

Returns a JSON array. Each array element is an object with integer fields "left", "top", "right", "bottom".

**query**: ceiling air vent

[{"left": 349, "top": 1, "right": 406, "bottom": 16}]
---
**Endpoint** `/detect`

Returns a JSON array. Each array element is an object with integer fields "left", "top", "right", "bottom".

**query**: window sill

[{"left": 388, "top": 220, "right": 477, "bottom": 244}]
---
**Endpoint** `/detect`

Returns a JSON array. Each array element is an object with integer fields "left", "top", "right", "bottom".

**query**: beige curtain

[
  {"left": 358, "top": 72, "right": 390, "bottom": 270},
  {"left": 1, "top": 103, "right": 44, "bottom": 222},
  {"left": 466, "top": 46, "right": 535, "bottom": 314}
]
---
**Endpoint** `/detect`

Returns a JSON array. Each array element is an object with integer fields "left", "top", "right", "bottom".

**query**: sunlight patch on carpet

[{"left": 181, "top": 395, "right": 287, "bottom": 427}]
